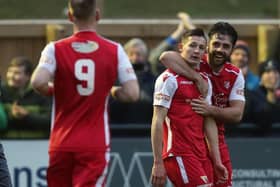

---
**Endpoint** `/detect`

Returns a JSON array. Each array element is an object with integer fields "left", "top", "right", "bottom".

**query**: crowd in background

[{"left": 1, "top": 12, "right": 280, "bottom": 139}]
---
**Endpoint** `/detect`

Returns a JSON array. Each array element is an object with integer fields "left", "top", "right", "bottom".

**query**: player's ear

[
  {"left": 68, "top": 10, "right": 74, "bottom": 22},
  {"left": 95, "top": 9, "right": 100, "bottom": 22},
  {"left": 67, "top": 2, "right": 74, "bottom": 22}
]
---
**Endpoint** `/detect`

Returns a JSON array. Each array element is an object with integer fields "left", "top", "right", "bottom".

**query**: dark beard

[{"left": 209, "top": 51, "right": 229, "bottom": 64}]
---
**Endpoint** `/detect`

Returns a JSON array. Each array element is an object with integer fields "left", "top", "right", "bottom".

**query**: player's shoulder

[
  {"left": 101, "top": 37, "right": 119, "bottom": 46},
  {"left": 223, "top": 62, "right": 241, "bottom": 76},
  {"left": 55, "top": 35, "right": 74, "bottom": 45},
  {"left": 56, "top": 33, "right": 119, "bottom": 48},
  {"left": 157, "top": 69, "right": 177, "bottom": 82},
  {"left": 89, "top": 33, "right": 121, "bottom": 48}
]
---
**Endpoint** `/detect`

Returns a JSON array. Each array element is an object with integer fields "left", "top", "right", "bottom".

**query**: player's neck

[
  {"left": 210, "top": 63, "right": 224, "bottom": 73},
  {"left": 73, "top": 22, "right": 97, "bottom": 33}
]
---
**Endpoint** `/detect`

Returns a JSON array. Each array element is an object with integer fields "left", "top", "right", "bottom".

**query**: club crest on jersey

[
  {"left": 155, "top": 93, "right": 170, "bottom": 102},
  {"left": 72, "top": 41, "right": 99, "bottom": 53},
  {"left": 224, "top": 81, "right": 230, "bottom": 89}
]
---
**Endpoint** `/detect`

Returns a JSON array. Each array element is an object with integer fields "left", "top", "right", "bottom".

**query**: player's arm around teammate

[
  {"left": 160, "top": 51, "right": 245, "bottom": 123},
  {"left": 191, "top": 97, "right": 245, "bottom": 123},
  {"left": 160, "top": 51, "right": 208, "bottom": 98}
]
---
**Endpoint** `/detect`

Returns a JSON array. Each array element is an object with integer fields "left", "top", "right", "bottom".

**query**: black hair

[
  {"left": 182, "top": 28, "right": 207, "bottom": 43},
  {"left": 208, "top": 22, "right": 238, "bottom": 46}
]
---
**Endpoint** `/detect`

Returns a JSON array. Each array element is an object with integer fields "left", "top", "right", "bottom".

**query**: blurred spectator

[
  {"left": 230, "top": 40, "right": 260, "bottom": 91},
  {"left": 109, "top": 12, "right": 194, "bottom": 124},
  {"left": 109, "top": 38, "right": 155, "bottom": 124},
  {"left": 149, "top": 12, "right": 195, "bottom": 75},
  {"left": 124, "top": 38, "right": 156, "bottom": 102},
  {"left": 1, "top": 56, "right": 51, "bottom": 138},
  {"left": 243, "top": 59, "right": 280, "bottom": 135}
]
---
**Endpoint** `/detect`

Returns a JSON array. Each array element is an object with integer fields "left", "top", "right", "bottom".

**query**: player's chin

[
  {"left": 188, "top": 60, "right": 200, "bottom": 66},
  {"left": 213, "top": 59, "right": 225, "bottom": 66}
]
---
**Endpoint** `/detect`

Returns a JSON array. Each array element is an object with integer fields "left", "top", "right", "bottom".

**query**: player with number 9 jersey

[
  {"left": 31, "top": 1, "right": 139, "bottom": 186},
  {"left": 37, "top": 31, "right": 137, "bottom": 152}
]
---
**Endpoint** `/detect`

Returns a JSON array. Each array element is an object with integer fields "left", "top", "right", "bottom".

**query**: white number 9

[{"left": 74, "top": 59, "right": 95, "bottom": 96}]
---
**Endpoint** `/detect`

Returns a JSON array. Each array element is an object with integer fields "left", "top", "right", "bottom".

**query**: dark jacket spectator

[
  {"left": 1, "top": 56, "right": 51, "bottom": 138},
  {"left": 243, "top": 60, "right": 280, "bottom": 135}
]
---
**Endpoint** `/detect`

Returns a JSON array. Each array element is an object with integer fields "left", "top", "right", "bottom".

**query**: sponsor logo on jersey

[
  {"left": 213, "top": 93, "right": 228, "bottom": 108},
  {"left": 72, "top": 41, "right": 99, "bottom": 53},
  {"left": 224, "top": 81, "right": 230, "bottom": 89},
  {"left": 155, "top": 93, "right": 170, "bottom": 102}
]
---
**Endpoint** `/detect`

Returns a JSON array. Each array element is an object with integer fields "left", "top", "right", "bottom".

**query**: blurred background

[{"left": 0, "top": 0, "right": 279, "bottom": 19}]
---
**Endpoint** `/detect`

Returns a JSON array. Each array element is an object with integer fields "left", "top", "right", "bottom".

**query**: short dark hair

[
  {"left": 69, "top": 0, "right": 96, "bottom": 20},
  {"left": 208, "top": 22, "right": 238, "bottom": 46},
  {"left": 181, "top": 28, "right": 207, "bottom": 43},
  {"left": 9, "top": 56, "right": 33, "bottom": 76}
]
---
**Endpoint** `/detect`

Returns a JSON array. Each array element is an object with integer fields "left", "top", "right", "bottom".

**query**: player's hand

[
  {"left": 194, "top": 76, "right": 208, "bottom": 98},
  {"left": 177, "top": 12, "right": 195, "bottom": 30},
  {"left": 214, "top": 163, "right": 228, "bottom": 184},
  {"left": 151, "top": 162, "right": 167, "bottom": 187},
  {"left": 191, "top": 98, "right": 211, "bottom": 116}
]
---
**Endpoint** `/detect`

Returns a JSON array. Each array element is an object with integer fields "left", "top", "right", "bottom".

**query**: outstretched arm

[
  {"left": 149, "top": 12, "right": 195, "bottom": 75},
  {"left": 177, "top": 12, "right": 195, "bottom": 30}
]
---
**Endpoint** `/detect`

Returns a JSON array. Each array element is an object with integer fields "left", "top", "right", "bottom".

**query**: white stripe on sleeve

[
  {"left": 37, "top": 42, "right": 56, "bottom": 75},
  {"left": 117, "top": 44, "right": 137, "bottom": 84},
  {"left": 153, "top": 73, "right": 178, "bottom": 109},
  {"left": 229, "top": 71, "right": 245, "bottom": 101}
]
